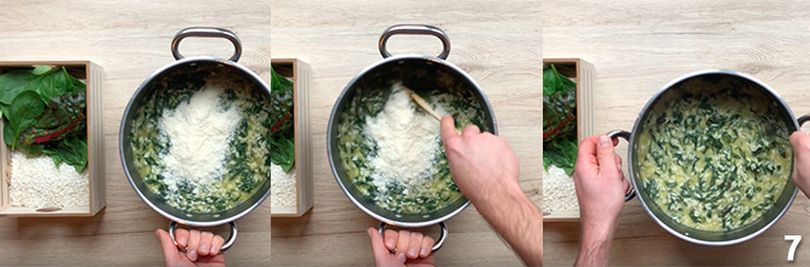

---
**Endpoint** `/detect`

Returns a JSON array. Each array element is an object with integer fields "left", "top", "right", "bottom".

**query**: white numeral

[{"left": 786, "top": 235, "right": 802, "bottom": 262}]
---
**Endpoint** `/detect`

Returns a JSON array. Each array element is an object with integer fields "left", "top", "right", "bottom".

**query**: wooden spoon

[{"left": 403, "top": 87, "right": 462, "bottom": 135}]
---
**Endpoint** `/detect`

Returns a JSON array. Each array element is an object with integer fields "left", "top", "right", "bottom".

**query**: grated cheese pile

[
  {"left": 159, "top": 83, "right": 241, "bottom": 191},
  {"left": 364, "top": 84, "right": 446, "bottom": 194},
  {"left": 271, "top": 163, "right": 296, "bottom": 208},
  {"left": 9, "top": 151, "right": 88, "bottom": 208},
  {"left": 542, "top": 165, "right": 579, "bottom": 213}
]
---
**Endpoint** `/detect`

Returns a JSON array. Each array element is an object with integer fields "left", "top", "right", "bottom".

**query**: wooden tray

[
  {"left": 543, "top": 58, "right": 594, "bottom": 222},
  {"left": 0, "top": 61, "right": 105, "bottom": 217},
  {"left": 271, "top": 58, "right": 313, "bottom": 217}
]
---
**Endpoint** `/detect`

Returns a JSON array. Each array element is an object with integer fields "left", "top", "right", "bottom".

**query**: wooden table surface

[
  {"left": 544, "top": 1, "right": 810, "bottom": 266},
  {"left": 270, "top": 1, "right": 542, "bottom": 266},
  {"left": 0, "top": 1, "right": 270, "bottom": 266}
]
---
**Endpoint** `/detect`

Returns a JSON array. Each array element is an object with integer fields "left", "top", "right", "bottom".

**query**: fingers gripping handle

[
  {"left": 169, "top": 221, "right": 238, "bottom": 252},
  {"left": 606, "top": 130, "right": 636, "bottom": 202},
  {"left": 377, "top": 221, "right": 448, "bottom": 253}
]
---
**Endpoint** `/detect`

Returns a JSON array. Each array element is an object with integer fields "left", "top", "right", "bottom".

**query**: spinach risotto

[
  {"left": 637, "top": 82, "right": 791, "bottom": 232},
  {"left": 129, "top": 68, "right": 271, "bottom": 214},
  {"left": 337, "top": 80, "right": 488, "bottom": 215}
]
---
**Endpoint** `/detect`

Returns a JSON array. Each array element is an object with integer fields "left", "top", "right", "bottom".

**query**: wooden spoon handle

[
  {"left": 403, "top": 88, "right": 462, "bottom": 135},
  {"left": 406, "top": 89, "right": 443, "bottom": 121}
]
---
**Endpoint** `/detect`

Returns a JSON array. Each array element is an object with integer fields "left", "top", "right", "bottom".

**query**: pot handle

[
  {"left": 169, "top": 221, "right": 238, "bottom": 252},
  {"left": 171, "top": 27, "right": 242, "bottom": 62},
  {"left": 378, "top": 24, "right": 451, "bottom": 60},
  {"left": 607, "top": 130, "right": 637, "bottom": 202},
  {"left": 378, "top": 221, "right": 448, "bottom": 253},
  {"left": 799, "top": 115, "right": 810, "bottom": 126}
]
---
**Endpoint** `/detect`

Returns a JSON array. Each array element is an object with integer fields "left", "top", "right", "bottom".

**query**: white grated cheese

[
  {"left": 364, "top": 83, "right": 446, "bottom": 195},
  {"left": 158, "top": 83, "right": 242, "bottom": 191},
  {"left": 9, "top": 151, "right": 88, "bottom": 208},
  {"left": 542, "top": 165, "right": 579, "bottom": 213},
  {"left": 270, "top": 163, "right": 296, "bottom": 208}
]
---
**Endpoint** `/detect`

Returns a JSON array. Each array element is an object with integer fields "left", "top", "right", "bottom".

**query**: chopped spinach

[
  {"left": 130, "top": 65, "right": 271, "bottom": 214},
  {"left": 337, "top": 78, "right": 485, "bottom": 215},
  {"left": 638, "top": 80, "right": 791, "bottom": 232}
]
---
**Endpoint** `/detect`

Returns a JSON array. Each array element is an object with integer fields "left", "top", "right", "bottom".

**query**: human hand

[
  {"left": 573, "top": 135, "right": 629, "bottom": 234},
  {"left": 440, "top": 115, "right": 522, "bottom": 204},
  {"left": 155, "top": 228, "right": 226, "bottom": 267},
  {"left": 790, "top": 131, "right": 810, "bottom": 198},
  {"left": 439, "top": 115, "right": 542, "bottom": 266},
  {"left": 367, "top": 228, "right": 436, "bottom": 267}
]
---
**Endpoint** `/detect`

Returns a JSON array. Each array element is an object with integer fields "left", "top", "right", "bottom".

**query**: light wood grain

[
  {"left": 270, "top": 0, "right": 542, "bottom": 266},
  {"left": 0, "top": 1, "right": 270, "bottom": 266},
  {"left": 544, "top": 0, "right": 810, "bottom": 266}
]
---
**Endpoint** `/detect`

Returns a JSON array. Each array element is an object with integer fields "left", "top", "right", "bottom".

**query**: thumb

[
  {"left": 596, "top": 135, "right": 618, "bottom": 173},
  {"left": 791, "top": 131, "right": 809, "bottom": 168},
  {"left": 367, "top": 228, "right": 393, "bottom": 262},
  {"left": 155, "top": 229, "right": 180, "bottom": 265},
  {"left": 440, "top": 115, "right": 458, "bottom": 142},
  {"left": 791, "top": 132, "right": 808, "bottom": 154}
]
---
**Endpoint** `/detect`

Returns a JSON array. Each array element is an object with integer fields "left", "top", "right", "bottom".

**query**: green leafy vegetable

[
  {"left": 7, "top": 91, "right": 45, "bottom": 148},
  {"left": 44, "top": 137, "right": 87, "bottom": 173},
  {"left": 270, "top": 138, "right": 295, "bottom": 172},
  {"left": 638, "top": 85, "right": 790, "bottom": 231},
  {"left": 32, "top": 65, "right": 52, "bottom": 75},
  {"left": 544, "top": 134, "right": 577, "bottom": 175},
  {"left": 543, "top": 64, "right": 578, "bottom": 175},
  {"left": 270, "top": 66, "right": 296, "bottom": 172},
  {"left": 0, "top": 66, "right": 88, "bottom": 172},
  {"left": 0, "top": 70, "right": 34, "bottom": 105}
]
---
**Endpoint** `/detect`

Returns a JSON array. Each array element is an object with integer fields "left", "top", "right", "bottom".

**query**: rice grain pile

[
  {"left": 271, "top": 163, "right": 296, "bottom": 208},
  {"left": 9, "top": 152, "right": 88, "bottom": 208},
  {"left": 542, "top": 165, "right": 578, "bottom": 214}
]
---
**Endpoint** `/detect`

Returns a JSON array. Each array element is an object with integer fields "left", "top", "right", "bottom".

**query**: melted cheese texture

[{"left": 637, "top": 86, "right": 791, "bottom": 232}]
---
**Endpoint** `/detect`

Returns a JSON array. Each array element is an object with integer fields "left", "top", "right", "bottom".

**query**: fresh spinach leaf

[
  {"left": 3, "top": 124, "right": 13, "bottom": 147},
  {"left": 24, "top": 90, "right": 86, "bottom": 144},
  {"left": 30, "top": 66, "right": 76, "bottom": 102},
  {"left": 270, "top": 66, "right": 296, "bottom": 172},
  {"left": 0, "top": 66, "right": 88, "bottom": 172},
  {"left": 0, "top": 70, "right": 34, "bottom": 105},
  {"left": 44, "top": 137, "right": 87, "bottom": 172},
  {"left": 7, "top": 91, "right": 45, "bottom": 148},
  {"left": 270, "top": 67, "right": 294, "bottom": 137},
  {"left": 543, "top": 134, "right": 578, "bottom": 175},
  {"left": 32, "top": 65, "right": 53, "bottom": 76},
  {"left": 270, "top": 132, "right": 295, "bottom": 172},
  {"left": 543, "top": 64, "right": 578, "bottom": 175},
  {"left": 543, "top": 64, "right": 576, "bottom": 95}
]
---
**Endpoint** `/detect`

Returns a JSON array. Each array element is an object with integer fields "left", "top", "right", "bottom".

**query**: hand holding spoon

[{"left": 403, "top": 87, "right": 462, "bottom": 135}]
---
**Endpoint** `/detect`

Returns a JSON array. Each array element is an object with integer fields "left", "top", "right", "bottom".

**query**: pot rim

[
  {"left": 119, "top": 56, "right": 272, "bottom": 227},
  {"left": 626, "top": 69, "right": 798, "bottom": 246},
  {"left": 327, "top": 54, "right": 497, "bottom": 228}
]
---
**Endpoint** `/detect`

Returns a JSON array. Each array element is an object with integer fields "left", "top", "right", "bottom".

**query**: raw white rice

[
  {"left": 9, "top": 151, "right": 88, "bottom": 208},
  {"left": 542, "top": 165, "right": 579, "bottom": 213},
  {"left": 271, "top": 163, "right": 296, "bottom": 208}
]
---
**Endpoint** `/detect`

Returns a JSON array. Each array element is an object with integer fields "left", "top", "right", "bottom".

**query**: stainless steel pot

[
  {"left": 609, "top": 69, "right": 809, "bottom": 246},
  {"left": 119, "top": 27, "right": 271, "bottom": 251},
  {"left": 327, "top": 24, "right": 497, "bottom": 252}
]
